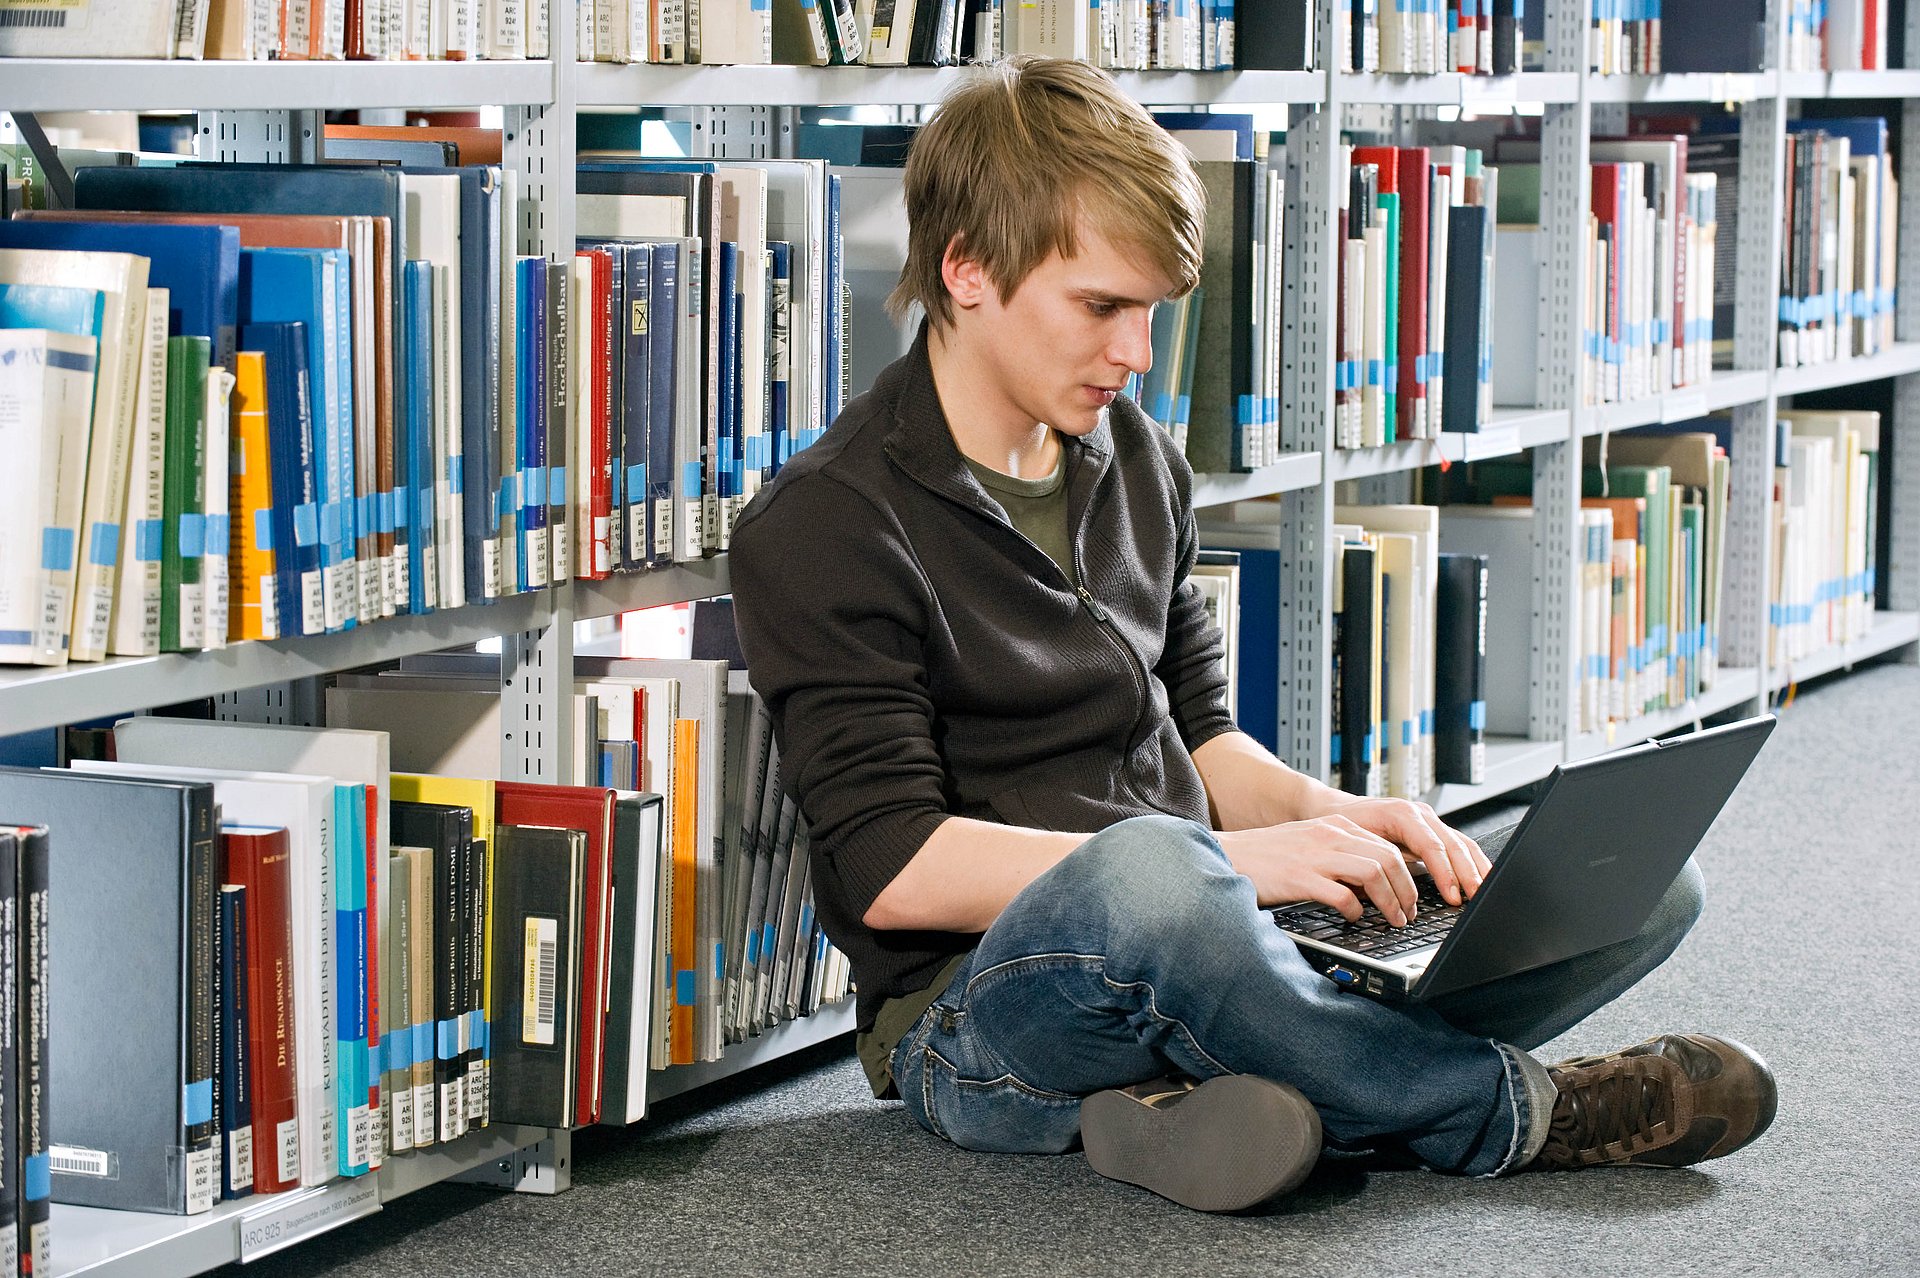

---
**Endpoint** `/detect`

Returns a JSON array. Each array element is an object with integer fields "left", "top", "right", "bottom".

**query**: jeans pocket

[{"left": 916, "top": 1044, "right": 1083, "bottom": 1155}]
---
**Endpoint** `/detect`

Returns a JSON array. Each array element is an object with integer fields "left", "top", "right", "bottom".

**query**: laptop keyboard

[{"left": 1273, "top": 880, "right": 1463, "bottom": 958}]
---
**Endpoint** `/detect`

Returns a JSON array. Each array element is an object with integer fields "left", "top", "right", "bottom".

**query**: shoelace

[{"left": 1541, "top": 1055, "right": 1680, "bottom": 1167}]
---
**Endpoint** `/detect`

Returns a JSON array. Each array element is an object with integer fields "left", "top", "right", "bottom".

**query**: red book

[
  {"left": 494, "top": 783, "right": 616, "bottom": 1125},
  {"left": 1352, "top": 146, "right": 1429, "bottom": 441},
  {"left": 223, "top": 825, "right": 301, "bottom": 1195}
]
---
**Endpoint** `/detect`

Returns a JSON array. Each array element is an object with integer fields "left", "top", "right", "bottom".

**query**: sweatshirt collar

[{"left": 882, "top": 321, "right": 1112, "bottom": 512}]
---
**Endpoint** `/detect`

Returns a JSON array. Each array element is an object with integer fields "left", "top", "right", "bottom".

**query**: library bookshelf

[{"left": 3, "top": 0, "right": 1918, "bottom": 1271}]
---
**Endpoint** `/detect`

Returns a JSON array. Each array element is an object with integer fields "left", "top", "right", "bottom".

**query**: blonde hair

[{"left": 887, "top": 56, "right": 1206, "bottom": 329}]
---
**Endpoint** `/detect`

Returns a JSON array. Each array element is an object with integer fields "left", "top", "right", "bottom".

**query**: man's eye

[{"left": 1087, "top": 301, "right": 1117, "bottom": 318}]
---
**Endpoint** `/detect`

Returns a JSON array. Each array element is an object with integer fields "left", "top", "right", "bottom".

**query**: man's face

[{"left": 966, "top": 219, "right": 1178, "bottom": 439}]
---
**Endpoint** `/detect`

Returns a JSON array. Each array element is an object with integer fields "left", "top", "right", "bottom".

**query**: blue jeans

[{"left": 891, "top": 815, "right": 1704, "bottom": 1177}]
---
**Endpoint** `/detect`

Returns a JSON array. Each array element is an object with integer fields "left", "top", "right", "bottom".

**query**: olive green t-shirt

[{"left": 854, "top": 449, "right": 1075, "bottom": 1097}]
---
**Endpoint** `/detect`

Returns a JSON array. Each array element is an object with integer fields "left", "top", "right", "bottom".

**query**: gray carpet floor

[{"left": 234, "top": 657, "right": 1920, "bottom": 1277}]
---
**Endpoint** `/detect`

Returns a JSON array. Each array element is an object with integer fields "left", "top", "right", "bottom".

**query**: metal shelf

[
  {"left": 53, "top": 1121, "right": 551, "bottom": 1277},
  {"left": 1192, "top": 452, "right": 1323, "bottom": 507},
  {"left": 1429, "top": 736, "right": 1566, "bottom": 816},
  {"left": 1581, "top": 369, "right": 1771, "bottom": 436},
  {"left": 0, "top": 590, "right": 552, "bottom": 739},
  {"left": 1769, "top": 611, "right": 1920, "bottom": 691},
  {"left": 571, "top": 557, "right": 733, "bottom": 623},
  {"left": 0, "top": 58, "right": 556, "bottom": 112},
  {"left": 1565, "top": 667, "right": 1763, "bottom": 763},
  {"left": 1773, "top": 342, "right": 1920, "bottom": 397},
  {"left": 1587, "top": 71, "right": 1772, "bottom": 103},
  {"left": 577, "top": 64, "right": 1324, "bottom": 107},
  {"left": 1327, "top": 408, "right": 1571, "bottom": 481},
  {"left": 1780, "top": 69, "right": 1920, "bottom": 98},
  {"left": 1336, "top": 71, "right": 1580, "bottom": 106},
  {"left": 646, "top": 998, "right": 856, "bottom": 1105}
]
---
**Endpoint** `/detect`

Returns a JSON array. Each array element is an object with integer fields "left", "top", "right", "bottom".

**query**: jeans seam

[
  {"left": 1486, "top": 1042, "right": 1550, "bottom": 1177},
  {"left": 1099, "top": 975, "right": 1236, "bottom": 1078},
  {"left": 922, "top": 1044, "right": 1079, "bottom": 1101}
]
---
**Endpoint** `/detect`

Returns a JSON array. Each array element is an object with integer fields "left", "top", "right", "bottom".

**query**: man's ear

[{"left": 940, "top": 235, "right": 992, "bottom": 312}]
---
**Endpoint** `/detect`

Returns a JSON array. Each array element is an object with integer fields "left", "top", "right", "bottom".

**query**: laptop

[{"left": 1273, "top": 715, "right": 1776, "bottom": 1001}]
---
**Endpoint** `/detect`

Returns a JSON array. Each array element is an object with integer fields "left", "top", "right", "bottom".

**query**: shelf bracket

[{"left": 450, "top": 1129, "right": 573, "bottom": 1195}]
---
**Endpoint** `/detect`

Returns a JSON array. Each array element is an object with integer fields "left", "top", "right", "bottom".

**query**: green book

[
  {"left": 160, "top": 335, "right": 210, "bottom": 653},
  {"left": 1377, "top": 191, "right": 1402, "bottom": 443}
]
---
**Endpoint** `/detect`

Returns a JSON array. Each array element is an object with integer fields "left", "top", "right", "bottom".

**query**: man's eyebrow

[{"left": 1071, "top": 287, "right": 1164, "bottom": 307}]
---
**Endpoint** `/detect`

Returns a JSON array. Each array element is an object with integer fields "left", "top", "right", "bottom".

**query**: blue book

[
  {"left": 216, "top": 880, "right": 254, "bottom": 1200},
  {"left": 0, "top": 219, "right": 240, "bottom": 370},
  {"left": 403, "top": 260, "right": 436, "bottom": 616},
  {"left": 718, "top": 240, "right": 740, "bottom": 512},
  {"left": 614, "top": 242, "right": 653, "bottom": 572},
  {"left": 646, "top": 242, "right": 681, "bottom": 568},
  {"left": 769, "top": 240, "right": 792, "bottom": 480},
  {"left": 823, "top": 173, "right": 844, "bottom": 443},
  {"left": 0, "top": 282, "right": 104, "bottom": 340},
  {"left": 240, "top": 246, "right": 357, "bottom": 632},
  {"left": 516, "top": 256, "right": 549, "bottom": 591},
  {"left": 238, "top": 320, "right": 323, "bottom": 638},
  {"left": 333, "top": 784, "right": 371, "bottom": 1176},
  {"left": 1151, "top": 112, "right": 1256, "bottom": 161}
]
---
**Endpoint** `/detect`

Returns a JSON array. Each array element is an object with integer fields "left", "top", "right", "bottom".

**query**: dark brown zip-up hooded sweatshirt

[{"left": 728, "top": 326, "right": 1238, "bottom": 1040}]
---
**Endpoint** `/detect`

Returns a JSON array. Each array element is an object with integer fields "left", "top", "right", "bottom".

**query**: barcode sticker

[
  {"left": 48, "top": 1145, "right": 113, "bottom": 1178},
  {"left": 84, "top": 584, "right": 114, "bottom": 654},
  {"left": 472, "top": 1062, "right": 490, "bottom": 1125},
  {"left": 523, "top": 916, "right": 558, "bottom": 1046},
  {"left": 229, "top": 1126, "right": 254, "bottom": 1191},
  {"left": 438, "top": 1080, "right": 463, "bottom": 1143},
  {"left": 483, "top": 539, "right": 503, "bottom": 598},
  {"left": 525, "top": 528, "right": 550, "bottom": 588},
  {"left": 594, "top": 515, "right": 612, "bottom": 574},
  {"left": 552, "top": 523, "right": 571, "bottom": 582},
  {"left": 277, "top": 1118, "right": 300, "bottom": 1184},
  {"left": 369, "top": 1103, "right": 385, "bottom": 1168}
]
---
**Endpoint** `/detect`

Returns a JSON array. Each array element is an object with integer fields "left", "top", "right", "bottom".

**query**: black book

[
  {"left": 0, "top": 828, "right": 21, "bottom": 1269},
  {"left": 464, "top": 836, "right": 488, "bottom": 1127},
  {"left": 1237, "top": 0, "right": 1313, "bottom": 67},
  {"left": 488, "top": 824, "right": 586, "bottom": 1128},
  {"left": 0, "top": 771, "right": 213, "bottom": 1217},
  {"left": 389, "top": 799, "right": 471, "bottom": 1144},
  {"left": 1443, "top": 203, "right": 1490, "bottom": 434},
  {"left": 1490, "top": 0, "right": 1517, "bottom": 73},
  {"left": 1338, "top": 544, "right": 1378, "bottom": 798},
  {"left": 217, "top": 883, "right": 255, "bottom": 1200},
  {"left": 1435, "top": 553, "right": 1491, "bottom": 786}
]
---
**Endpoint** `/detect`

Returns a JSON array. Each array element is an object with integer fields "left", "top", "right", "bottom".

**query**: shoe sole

[{"left": 1081, "top": 1074, "right": 1323, "bottom": 1213}]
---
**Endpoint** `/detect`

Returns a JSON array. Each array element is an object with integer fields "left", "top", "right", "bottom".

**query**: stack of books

[
  {"left": 1778, "top": 118, "right": 1898, "bottom": 372},
  {"left": 0, "top": 0, "right": 554, "bottom": 60},
  {"left": 1771, "top": 410, "right": 1882, "bottom": 670}
]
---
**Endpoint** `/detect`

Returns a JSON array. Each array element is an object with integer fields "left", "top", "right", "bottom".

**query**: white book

[
  {"left": 0, "top": 0, "right": 179, "bottom": 54},
  {"left": 200, "top": 365, "right": 235, "bottom": 649},
  {"left": 76, "top": 760, "right": 339, "bottom": 1187},
  {"left": 714, "top": 165, "right": 768, "bottom": 544},
  {"left": 1438, "top": 506, "right": 1534, "bottom": 739},
  {"left": 400, "top": 175, "right": 464, "bottom": 611},
  {"left": 1338, "top": 504, "right": 1438, "bottom": 796},
  {"left": 110, "top": 290, "right": 171, "bottom": 656},
  {"left": 608, "top": 790, "right": 662, "bottom": 1123},
  {"left": 112, "top": 718, "right": 394, "bottom": 1169},
  {"left": 0, "top": 329, "right": 98, "bottom": 666},
  {"left": 0, "top": 248, "right": 149, "bottom": 663},
  {"left": 571, "top": 254, "right": 602, "bottom": 576},
  {"left": 587, "top": 657, "right": 728, "bottom": 1062}
]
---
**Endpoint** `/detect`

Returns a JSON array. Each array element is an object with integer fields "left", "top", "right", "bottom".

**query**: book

[
  {"left": 0, "top": 769, "right": 217, "bottom": 1216},
  {"left": 1434, "top": 552, "right": 1489, "bottom": 785},
  {"left": 216, "top": 882, "right": 255, "bottom": 1200},
  {"left": 389, "top": 800, "right": 472, "bottom": 1143},
  {"left": 236, "top": 320, "right": 325, "bottom": 639},
  {"left": 486, "top": 824, "right": 587, "bottom": 1128},
  {"left": 0, "top": 328, "right": 99, "bottom": 667},
  {"left": 601, "top": 790, "right": 663, "bottom": 1124},
  {"left": 221, "top": 824, "right": 300, "bottom": 1195}
]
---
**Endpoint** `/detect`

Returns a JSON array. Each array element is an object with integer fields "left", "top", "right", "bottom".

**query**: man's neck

[{"left": 927, "top": 321, "right": 1060, "bottom": 480}]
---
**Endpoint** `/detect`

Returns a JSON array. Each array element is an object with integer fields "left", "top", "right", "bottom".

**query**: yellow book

[
  {"left": 669, "top": 717, "right": 701, "bottom": 1067},
  {"left": 392, "top": 772, "right": 497, "bottom": 1126},
  {"left": 229, "top": 351, "right": 278, "bottom": 641}
]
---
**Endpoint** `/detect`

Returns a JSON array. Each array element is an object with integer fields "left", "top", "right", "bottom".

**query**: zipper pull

[{"left": 1076, "top": 586, "right": 1110, "bottom": 623}]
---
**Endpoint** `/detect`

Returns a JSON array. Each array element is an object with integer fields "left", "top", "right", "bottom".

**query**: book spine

[
  {"left": 109, "top": 292, "right": 171, "bottom": 657},
  {"left": 0, "top": 833, "right": 18, "bottom": 1269},
  {"left": 465, "top": 836, "right": 489, "bottom": 1126},
  {"left": 219, "top": 885, "right": 255, "bottom": 1199},
  {"left": 16, "top": 828, "right": 47, "bottom": 1269},
  {"left": 184, "top": 794, "right": 219, "bottom": 1214},
  {"left": 546, "top": 260, "right": 571, "bottom": 585},
  {"left": 335, "top": 787, "right": 371, "bottom": 1176},
  {"left": 434, "top": 837, "right": 465, "bottom": 1143},
  {"left": 237, "top": 830, "right": 300, "bottom": 1195}
]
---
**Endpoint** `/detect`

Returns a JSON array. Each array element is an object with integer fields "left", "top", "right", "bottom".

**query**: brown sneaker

[
  {"left": 1081, "top": 1074, "right": 1322, "bottom": 1212},
  {"left": 1527, "top": 1034, "right": 1778, "bottom": 1171}
]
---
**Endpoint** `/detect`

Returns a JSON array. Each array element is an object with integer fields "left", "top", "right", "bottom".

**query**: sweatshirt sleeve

[
  {"left": 1155, "top": 460, "right": 1238, "bottom": 754},
  {"left": 728, "top": 474, "right": 950, "bottom": 921}
]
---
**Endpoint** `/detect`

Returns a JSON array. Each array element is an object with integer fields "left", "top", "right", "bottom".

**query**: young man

[{"left": 728, "top": 57, "right": 1776, "bottom": 1212}]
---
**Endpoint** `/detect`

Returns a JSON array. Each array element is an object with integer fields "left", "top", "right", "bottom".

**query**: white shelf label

[
  {"left": 1709, "top": 73, "right": 1757, "bottom": 103},
  {"left": 1463, "top": 427, "right": 1520, "bottom": 462},
  {"left": 238, "top": 1176, "right": 382, "bottom": 1263}
]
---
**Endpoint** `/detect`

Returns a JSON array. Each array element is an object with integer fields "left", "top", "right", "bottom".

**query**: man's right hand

[{"left": 1216, "top": 817, "right": 1422, "bottom": 927}]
